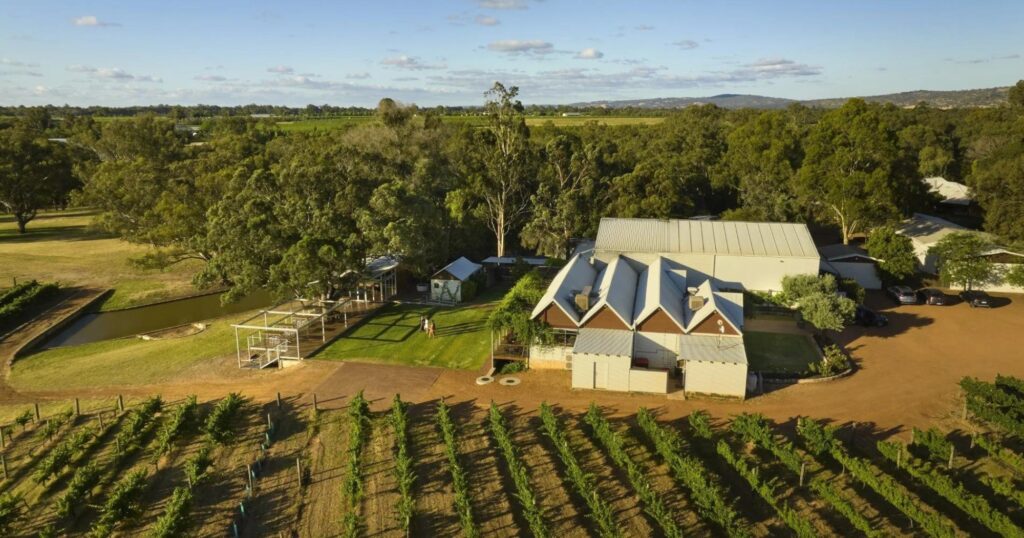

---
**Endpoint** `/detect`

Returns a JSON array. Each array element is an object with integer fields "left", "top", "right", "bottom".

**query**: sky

[{"left": 1, "top": 0, "right": 1022, "bottom": 107}]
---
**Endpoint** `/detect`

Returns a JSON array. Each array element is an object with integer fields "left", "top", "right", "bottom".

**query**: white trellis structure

[
  {"left": 232, "top": 255, "right": 400, "bottom": 369},
  {"left": 232, "top": 298, "right": 341, "bottom": 369}
]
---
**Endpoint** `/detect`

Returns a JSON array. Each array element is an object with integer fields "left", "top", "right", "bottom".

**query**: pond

[{"left": 44, "top": 290, "right": 272, "bottom": 348}]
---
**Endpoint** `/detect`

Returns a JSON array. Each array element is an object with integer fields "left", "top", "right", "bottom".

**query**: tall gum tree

[{"left": 449, "top": 82, "right": 535, "bottom": 258}]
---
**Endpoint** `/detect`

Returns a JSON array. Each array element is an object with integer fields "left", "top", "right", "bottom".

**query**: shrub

[{"left": 808, "top": 345, "right": 849, "bottom": 377}]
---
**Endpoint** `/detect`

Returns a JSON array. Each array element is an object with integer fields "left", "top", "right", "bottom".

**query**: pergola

[
  {"left": 231, "top": 298, "right": 342, "bottom": 369},
  {"left": 232, "top": 255, "right": 400, "bottom": 369}
]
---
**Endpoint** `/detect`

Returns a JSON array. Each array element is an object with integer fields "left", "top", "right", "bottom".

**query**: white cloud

[
  {"left": 381, "top": 55, "right": 446, "bottom": 70},
  {"left": 347, "top": 72, "right": 371, "bottom": 79},
  {"left": 478, "top": 0, "right": 528, "bottom": 9},
  {"left": 32, "top": 85, "right": 48, "bottom": 95},
  {"left": 741, "top": 57, "right": 820, "bottom": 77},
  {"left": 487, "top": 39, "right": 554, "bottom": 54},
  {"left": 673, "top": 39, "right": 699, "bottom": 50},
  {"left": 576, "top": 48, "right": 604, "bottom": 60},
  {"left": 267, "top": 65, "right": 295, "bottom": 74},
  {"left": 73, "top": 15, "right": 119, "bottom": 27},
  {"left": 635, "top": 24, "right": 655, "bottom": 31},
  {"left": 195, "top": 74, "right": 227, "bottom": 82},
  {"left": 475, "top": 15, "right": 499, "bottom": 26},
  {"left": 67, "top": 65, "right": 161, "bottom": 82},
  {"left": 2, "top": 58, "right": 39, "bottom": 67}
]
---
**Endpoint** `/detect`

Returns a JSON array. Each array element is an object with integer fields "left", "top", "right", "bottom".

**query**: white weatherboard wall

[
  {"left": 430, "top": 279, "right": 461, "bottom": 303},
  {"left": 529, "top": 344, "right": 571, "bottom": 369},
  {"left": 628, "top": 368, "right": 670, "bottom": 394},
  {"left": 633, "top": 332, "right": 679, "bottom": 368},
  {"left": 830, "top": 262, "right": 882, "bottom": 290},
  {"left": 685, "top": 360, "right": 747, "bottom": 398},
  {"left": 571, "top": 353, "right": 631, "bottom": 391}
]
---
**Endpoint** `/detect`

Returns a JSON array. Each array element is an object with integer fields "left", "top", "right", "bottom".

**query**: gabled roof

[
  {"left": 684, "top": 280, "right": 744, "bottom": 335},
  {"left": 632, "top": 257, "right": 687, "bottom": 332},
  {"left": 818, "top": 244, "right": 877, "bottom": 262},
  {"left": 580, "top": 256, "right": 638, "bottom": 328},
  {"left": 433, "top": 256, "right": 482, "bottom": 281},
  {"left": 530, "top": 254, "right": 597, "bottom": 325},
  {"left": 594, "top": 218, "right": 818, "bottom": 258},
  {"left": 923, "top": 176, "right": 972, "bottom": 206},
  {"left": 896, "top": 213, "right": 971, "bottom": 246}
]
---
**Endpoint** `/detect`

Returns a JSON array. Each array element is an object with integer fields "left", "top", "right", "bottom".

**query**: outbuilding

[
  {"left": 430, "top": 257, "right": 483, "bottom": 304},
  {"left": 818, "top": 244, "right": 882, "bottom": 290}
]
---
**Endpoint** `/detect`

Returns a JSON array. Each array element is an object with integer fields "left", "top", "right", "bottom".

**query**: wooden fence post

[
  {"left": 312, "top": 393, "right": 318, "bottom": 412},
  {"left": 799, "top": 462, "right": 806, "bottom": 486},
  {"left": 117, "top": 395, "right": 124, "bottom": 413},
  {"left": 276, "top": 392, "right": 282, "bottom": 409},
  {"left": 74, "top": 398, "right": 80, "bottom": 417},
  {"left": 296, "top": 458, "right": 303, "bottom": 485},
  {"left": 34, "top": 403, "right": 40, "bottom": 422}
]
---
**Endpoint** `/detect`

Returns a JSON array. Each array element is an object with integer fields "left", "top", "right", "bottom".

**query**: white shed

[
  {"left": 570, "top": 328, "right": 669, "bottom": 394},
  {"left": 819, "top": 244, "right": 882, "bottom": 290},
  {"left": 430, "top": 257, "right": 482, "bottom": 304},
  {"left": 678, "top": 334, "right": 748, "bottom": 399}
]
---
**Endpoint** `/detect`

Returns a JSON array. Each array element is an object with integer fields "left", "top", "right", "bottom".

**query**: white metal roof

[
  {"left": 923, "top": 177, "right": 972, "bottom": 206},
  {"left": 632, "top": 257, "right": 687, "bottom": 332},
  {"left": 480, "top": 256, "right": 548, "bottom": 266},
  {"left": 896, "top": 213, "right": 970, "bottom": 247},
  {"left": 579, "top": 256, "right": 638, "bottom": 327},
  {"left": 365, "top": 255, "right": 400, "bottom": 278},
  {"left": 433, "top": 256, "right": 482, "bottom": 281},
  {"left": 684, "top": 280, "right": 744, "bottom": 335},
  {"left": 594, "top": 218, "right": 818, "bottom": 258},
  {"left": 530, "top": 254, "right": 597, "bottom": 324},
  {"left": 573, "top": 328, "right": 634, "bottom": 357},
  {"left": 677, "top": 334, "right": 747, "bottom": 365},
  {"left": 817, "top": 244, "right": 876, "bottom": 262}
]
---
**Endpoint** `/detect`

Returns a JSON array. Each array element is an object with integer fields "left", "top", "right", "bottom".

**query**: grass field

[
  {"left": 314, "top": 289, "right": 501, "bottom": 370},
  {"left": 0, "top": 210, "right": 202, "bottom": 310},
  {"left": 8, "top": 310, "right": 256, "bottom": 391},
  {"left": 744, "top": 331, "right": 821, "bottom": 374}
]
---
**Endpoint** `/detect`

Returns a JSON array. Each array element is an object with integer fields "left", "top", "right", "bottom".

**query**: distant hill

[{"left": 571, "top": 86, "right": 1011, "bottom": 110}]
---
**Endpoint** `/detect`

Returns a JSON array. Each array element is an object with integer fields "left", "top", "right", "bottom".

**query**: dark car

[
  {"left": 918, "top": 288, "right": 947, "bottom": 305},
  {"left": 854, "top": 305, "right": 888, "bottom": 327},
  {"left": 960, "top": 290, "right": 992, "bottom": 308},
  {"left": 887, "top": 285, "right": 918, "bottom": 305}
]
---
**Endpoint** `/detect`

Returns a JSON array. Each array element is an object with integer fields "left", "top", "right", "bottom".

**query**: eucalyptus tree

[{"left": 0, "top": 123, "right": 76, "bottom": 233}]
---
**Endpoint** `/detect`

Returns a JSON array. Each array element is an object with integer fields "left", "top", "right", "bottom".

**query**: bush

[
  {"left": 808, "top": 345, "right": 849, "bottom": 377},
  {"left": 838, "top": 278, "right": 865, "bottom": 304},
  {"left": 497, "top": 361, "right": 527, "bottom": 374},
  {"left": 487, "top": 270, "right": 551, "bottom": 345}
]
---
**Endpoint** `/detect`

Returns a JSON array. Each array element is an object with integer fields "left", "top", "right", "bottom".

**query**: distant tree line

[{"left": 1, "top": 80, "right": 1022, "bottom": 302}]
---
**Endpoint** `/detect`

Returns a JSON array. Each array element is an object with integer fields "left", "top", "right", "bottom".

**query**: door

[{"left": 593, "top": 359, "right": 608, "bottom": 389}]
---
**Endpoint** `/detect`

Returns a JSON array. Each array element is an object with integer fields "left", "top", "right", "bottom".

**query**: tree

[
  {"left": 969, "top": 141, "right": 1024, "bottom": 243},
  {"left": 722, "top": 110, "right": 803, "bottom": 221},
  {"left": 520, "top": 133, "right": 602, "bottom": 258},
  {"left": 449, "top": 82, "right": 535, "bottom": 257},
  {"left": 928, "top": 232, "right": 994, "bottom": 290},
  {"left": 797, "top": 100, "right": 920, "bottom": 244},
  {"left": 0, "top": 126, "right": 76, "bottom": 233},
  {"left": 1009, "top": 80, "right": 1024, "bottom": 108},
  {"left": 865, "top": 225, "right": 917, "bottom": 283},
  {"left": 780, "top": 274, "right": 855, "bottom": 332},
  {"left": 1005, "top": 264, "right": 1024, "bottom": 288}
]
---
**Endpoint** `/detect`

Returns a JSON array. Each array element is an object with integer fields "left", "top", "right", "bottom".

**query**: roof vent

[
  {"left": 688, "top": 295, "right": 705, "bottom": 311},
  {"left": 575, "top": 285, "right": 593, "bottom": 312}
]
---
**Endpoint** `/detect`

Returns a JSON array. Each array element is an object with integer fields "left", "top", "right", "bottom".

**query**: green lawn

[
  {"left": 0, "top": 210, "right": 203, "bottom": 310},
  {"left": 8, "top": 310, "right": 256, "bottom": 391},
  {"left": 744, "top": 331, "right": 822, "bottom": 374},
  {"left": 314, "top": 291, "right": 501, "bottom": 370}
]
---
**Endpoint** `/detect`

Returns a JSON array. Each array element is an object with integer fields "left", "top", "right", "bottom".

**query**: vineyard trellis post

[
  {"left": 1, "top": 454, "right": 6, "bottom": 480},
  {"left": 117, "top": 394, "right": 124, "bottom": 413},
  {"left": 295, "top": 458, "right": 302, "bottom": 485},
  {"left": 276, "top": 392, "right": 282, "bottom": 409},
  {"left": 0, "top": 428, "right": 5, "bottom": 449},
  {"left": 947, "top": 446, "right": 954, "bottom": 469},
  {"left": 34, "top": 403, "right": 39, "bottom": 422},
  {"left": 74, "top": 398, "right": 80, "bottom": 416},
  {"left": 312, "top": 393, "right": 318, "bottom": 412},
  {"left": 799, "top": 462, "right": 806, "bottom": 486}
]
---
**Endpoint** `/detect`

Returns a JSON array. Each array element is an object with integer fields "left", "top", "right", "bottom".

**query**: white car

[{"left": 887, "top": 285, "right": 918, "bottom": 305}]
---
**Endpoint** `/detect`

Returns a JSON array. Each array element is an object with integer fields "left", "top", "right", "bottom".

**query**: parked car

[
  {"left": 918, "top": 288, "right": 947, "bottom": 305},
  {"left": 960, "top": 290, "right": 992, "bottom": 308},
  {"left": 854, "top": 305, "right": 888, "bottom": 327},
  {"left": 887, "top": 285, "right": 918, "bottom": 305}
]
